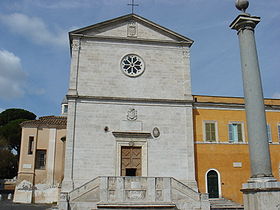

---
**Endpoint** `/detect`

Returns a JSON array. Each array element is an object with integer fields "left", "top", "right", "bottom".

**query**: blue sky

[{"left": 0, "top": 0, "right": 279, "bottom": 117}]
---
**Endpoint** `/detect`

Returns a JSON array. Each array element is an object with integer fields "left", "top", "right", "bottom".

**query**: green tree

[
  {"left": 0, "top": 119, "right": 27, "bottom": 152},
  {"left": 0, "top": 108, "right": 36, "bottom": 126},
  {"left": 0, "top": 108, "right": 36, "bottom": 178},
  {"left": 0, "top": 138, "right": 18, "bottom": 179}
]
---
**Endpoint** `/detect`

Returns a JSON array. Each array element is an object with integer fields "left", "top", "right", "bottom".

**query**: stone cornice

[
  {"left": 193, "top": 102, "right": 244, "bottom": 109},
  {"left": 66, "top": 95, "right": 193, "bottom": 106},
  {"left": 69, "top": 13, "right": 193, "bottom": 44},
  {"left": 193, "top": 102, "right": 280, "bottom": 111},
  {"left": 112, "top": 131, "right": 151, "bottom": 138},
  {"left": 71, "top": 33, "right": 192, "bottom": 47}
]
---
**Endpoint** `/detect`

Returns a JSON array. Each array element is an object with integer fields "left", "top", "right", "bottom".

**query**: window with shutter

[
  {"left": 278, "top": 124, "right": 280, "bottom": 142},
  {"left": 205, "top": 122, "right": 217, "bottom": 142},
  {"left": 267, "top": 124, "right": 272, "bottom": 143},
  {"left": 228, "top": 124, "right": 233, "bottom": 142},
  {"left": 228, "top": 123, "right": 243, "bottom": 143},
  {"left": 237, "top": 124, "right": 242, "bottom": 142}
]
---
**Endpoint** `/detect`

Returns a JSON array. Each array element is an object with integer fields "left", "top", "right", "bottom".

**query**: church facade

[
  {"left": 60, "top": 14, "right": 208, "bottom": 210},
  {"left": 13, "top": 14, "right": 280, "bottom": 209}
]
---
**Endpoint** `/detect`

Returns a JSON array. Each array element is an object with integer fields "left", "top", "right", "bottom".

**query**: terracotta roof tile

[{"left": 21, "top": 116, "right": 67, "bottom": 129}]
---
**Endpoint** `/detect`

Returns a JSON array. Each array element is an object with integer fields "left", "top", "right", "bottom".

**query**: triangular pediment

[{"left": 69, "top": 14, "right": 193, "bottom": 45}]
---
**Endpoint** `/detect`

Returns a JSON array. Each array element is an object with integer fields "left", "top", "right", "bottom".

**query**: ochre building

[
  {"left": 193, "top": 95, "right": 280, "bottom": 205},
  {"left": 13, "top": 116, "right": 66, "bottom": 203}
]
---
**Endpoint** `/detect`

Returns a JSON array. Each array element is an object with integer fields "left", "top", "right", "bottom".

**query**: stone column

[
  {"left": 230, "top": 1, "right": 280, "bottom": 209},
  {"left": 230, "top": 13, "right": 274, "bottom": 181}
]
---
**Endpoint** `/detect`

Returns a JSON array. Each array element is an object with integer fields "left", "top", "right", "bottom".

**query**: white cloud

[
  {"left": 272, "top": 92, "right": 280, "bottom": 99},
  {"left": 0, "top": 50, "right": 26, "bottom": 100},
  {"left": 0, "top": 13, "right": 67, "bottom": 47}
]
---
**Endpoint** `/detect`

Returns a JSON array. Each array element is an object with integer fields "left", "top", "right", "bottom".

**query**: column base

[
  {"left": 248, "top": 176, "right": 277, "bottom": 183},
  {"left": 241, "top": 181, "right": 280, "bottom": 210}
]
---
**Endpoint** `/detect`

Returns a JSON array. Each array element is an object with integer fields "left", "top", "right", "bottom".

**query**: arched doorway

[{"left": 206, "top": 170, "right": 220, "bottom": 198}]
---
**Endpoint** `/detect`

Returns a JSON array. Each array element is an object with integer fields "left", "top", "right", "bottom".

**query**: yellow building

[
  {"left": 13, "top": 116, "right": 66, "bottom": 204},
  {"left": 14, "top": 96, "right": 280, "bottom": 207},
  {"left": 193, "top": 95, "right": 280, "bottom": 205}
]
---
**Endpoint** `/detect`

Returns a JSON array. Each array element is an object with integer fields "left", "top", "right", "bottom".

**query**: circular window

[{"left": 121, "top": 54, "right": 145, "bottom": 77}]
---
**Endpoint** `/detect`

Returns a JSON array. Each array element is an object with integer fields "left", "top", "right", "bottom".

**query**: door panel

[
  {"left": 121, "top": 146, "right": 141, "bottom": 176},
  {"left": 207, "top": 170, "right": 219, "bottom": 198}
]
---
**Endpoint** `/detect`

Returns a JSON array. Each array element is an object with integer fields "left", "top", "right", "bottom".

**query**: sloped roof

[
  {"left": 21, "top": 116, "right": 67, "bottom": 129},
  {"left": 69, "top": 13, "right": 193, "bottom": 45}
]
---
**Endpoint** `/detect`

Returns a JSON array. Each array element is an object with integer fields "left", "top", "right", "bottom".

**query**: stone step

[
  {"left": 210, "top": 198, "right": 243, "bottom": 210},
  {"left": 97, "top": 202, "right": 177, "bottom": 209}
]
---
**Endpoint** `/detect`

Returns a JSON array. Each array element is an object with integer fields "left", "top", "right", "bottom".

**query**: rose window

[{"left": 121, "top": 54, "right": 145, "bottom": 77}]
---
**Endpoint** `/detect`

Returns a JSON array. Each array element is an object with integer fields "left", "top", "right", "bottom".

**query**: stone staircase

[
  {"left": 59, "top": 176, "right": 211, "bottom": 210},
  {"left": 210, "top": 198, "right": 243, "bottom": 210}
]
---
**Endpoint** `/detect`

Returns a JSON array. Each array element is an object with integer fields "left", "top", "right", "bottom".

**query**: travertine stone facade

[{"left": 61, "top": 14, "right": 206, "bottom": 209}]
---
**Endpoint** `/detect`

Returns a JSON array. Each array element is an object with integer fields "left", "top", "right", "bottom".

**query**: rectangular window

[
  {"left": 278, "top": 124, "right": 280, "bottom": 142},
  {"left": 229, "top": 123, "right": 243, "bottom": 143},
  {"left": 205, "top": 122, "right": 217, "bottom": 142},
  {"left": 267, "top": 124, "right": 272, "bottom": 143},
  {"left": 63, "top": 104, "right": 68, "bottom": 114},
  {"left": 28, "top": 136, "right": 34, "bottom": 155},
  {"left": 35, "top": 150, "right": 46, "bottom": 169}
]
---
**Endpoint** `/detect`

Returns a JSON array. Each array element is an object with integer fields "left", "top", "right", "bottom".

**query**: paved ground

[{"left": 0, "top": 200, "right": 56, "bottom": 210}]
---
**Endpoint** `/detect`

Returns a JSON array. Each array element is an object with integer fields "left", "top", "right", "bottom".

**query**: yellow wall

[
  {"left": 195, "top": 144, "right": 250, "bottom": 204},
  {"left": 18, "top": 128, "right": 37, "bottom": 174},
  {"left": 18, "top": 126, "right": 66, "bottom": 186},
  {"left": 54, "top": 129, "right": 66, "bottom": 184},
  {"left": 193, "top": 109, "right": 248, "bottom": 143},
  {"left": 193, "top": 96, "right": 280, "bottom": 204}
]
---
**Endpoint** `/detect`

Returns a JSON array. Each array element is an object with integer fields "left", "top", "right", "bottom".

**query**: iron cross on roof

[{"left": 128, "top": 0, "right": 139, "bottom": 14}]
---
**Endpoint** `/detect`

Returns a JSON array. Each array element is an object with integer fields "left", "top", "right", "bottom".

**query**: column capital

[{"left": 230, "top": 13, "right": 260, "bottom": 32}]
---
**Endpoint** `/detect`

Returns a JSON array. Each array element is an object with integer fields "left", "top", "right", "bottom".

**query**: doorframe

[
  {"left": 116, "top": 139, "right": 147, "bottom": 176},
  {"left": 205, "top": 168, "right": 222, "bottom": 198}
]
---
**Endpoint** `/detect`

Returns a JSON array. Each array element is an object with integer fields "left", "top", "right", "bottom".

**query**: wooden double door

[{"left": 121, "top": 146, "right": 141, "bottom": 176}]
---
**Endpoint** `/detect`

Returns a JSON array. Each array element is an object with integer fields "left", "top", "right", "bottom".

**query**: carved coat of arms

[{"left": 127, "top": 108, "right": 137, "bottom": 121}]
